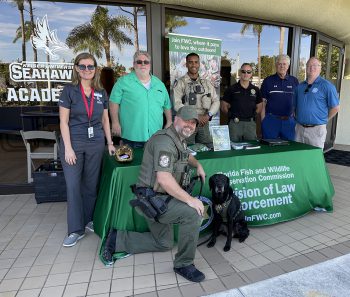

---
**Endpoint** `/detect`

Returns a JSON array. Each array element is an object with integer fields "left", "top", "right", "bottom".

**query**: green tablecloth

[{"left": 94, "top": 141, "right": 334, "bottom": 246}]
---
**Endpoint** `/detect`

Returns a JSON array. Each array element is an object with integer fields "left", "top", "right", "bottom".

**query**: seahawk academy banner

[{"left": 168, "top": 33, "right": 222, "bottom": 126}]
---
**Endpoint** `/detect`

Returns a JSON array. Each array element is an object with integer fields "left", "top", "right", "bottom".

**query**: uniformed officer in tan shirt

[{"left": 173, "top": 53, "right": 220, "bottom": 147}]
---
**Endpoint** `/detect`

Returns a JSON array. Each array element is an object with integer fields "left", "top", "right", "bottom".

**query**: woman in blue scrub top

[{"left": 59, "top": 52, "right": 115, "bottom": 247}]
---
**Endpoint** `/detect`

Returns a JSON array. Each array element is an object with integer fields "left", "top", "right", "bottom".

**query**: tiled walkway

[{"left": 1, "top": 162, "right": 350, "bottom": 297}]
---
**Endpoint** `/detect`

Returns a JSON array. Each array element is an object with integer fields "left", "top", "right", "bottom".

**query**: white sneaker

[
  {"left": 85, "top": 221, "right": 94, "bottom": 232},
  {"left": 63, "top": 233, "right": 85, "bottom": 247}
]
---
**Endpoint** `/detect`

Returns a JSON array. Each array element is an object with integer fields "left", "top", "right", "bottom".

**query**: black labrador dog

[{"left": 208, "top": 173, "right": 249, "bottom": 251}]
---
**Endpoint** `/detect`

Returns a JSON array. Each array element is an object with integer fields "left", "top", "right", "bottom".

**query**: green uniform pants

[
  {"left": 186, "top": 122, "right": 213, "bottom": 148},
  {"left": 229, "top": 119, "right": 257, "bottom": 142},
  {"left": 115, "top": 197, "right": 202, "bottom": 268}
]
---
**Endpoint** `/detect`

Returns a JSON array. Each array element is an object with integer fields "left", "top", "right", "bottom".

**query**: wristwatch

[{"left": 207, "top": 111, "right": 213, "bottom": 121}]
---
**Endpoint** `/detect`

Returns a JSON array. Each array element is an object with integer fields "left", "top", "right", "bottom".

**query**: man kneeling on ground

[{"left": 102, "top": 105, "right": 206, "bottom": 283}]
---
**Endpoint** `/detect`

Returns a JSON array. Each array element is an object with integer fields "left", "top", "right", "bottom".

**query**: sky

[
  {"left": 0, "top": 0, "right": 310, "bottom": 75},
  {"left": 0, "top": 1, "right": 147, "bottom": 69}
]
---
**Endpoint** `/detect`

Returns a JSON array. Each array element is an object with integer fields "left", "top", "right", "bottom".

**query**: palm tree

[
  {"left": 27, "top": 0, "right": 37, "bottom": 62},
  {"left": 165, "top": 15, "right": 188, "bottom": 33},
  {"left": 119, "top": 6, "right": 145, "bottom": 52},
  {"left": 241, "top": 23, "right": 264, "bottom": 86},
  {"left": 279, "top": 27, "right": 285, "bottom": 55},
  {"left": 11, "top": 0, "right": 26, "bottom": 61},
  {"left": 66, "top": 5, "right": 133, "bottom": 67}
]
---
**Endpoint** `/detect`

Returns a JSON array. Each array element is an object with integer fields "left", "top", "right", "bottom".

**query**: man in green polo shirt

[{"left": 109, "top": 51, "right": 172, "bottom": 148}]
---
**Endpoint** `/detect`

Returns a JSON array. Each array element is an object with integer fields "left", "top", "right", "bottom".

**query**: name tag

[
  {"left": 88, "top": 126, "right": 94, "bottom": 138},
  {"left": 94, "top": 92, "right": 102, "bottom": 97}
]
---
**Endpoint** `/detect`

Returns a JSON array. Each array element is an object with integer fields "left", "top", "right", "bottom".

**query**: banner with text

[
  {"left": 168, "top": 33, "right": 222, "bottom": 125},
  {"left": 195, "top": 146, "right": 334, "bottom": 226}
]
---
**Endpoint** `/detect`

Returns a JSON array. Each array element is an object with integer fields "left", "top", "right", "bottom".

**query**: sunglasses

[
  {"left": 241, "top": 70, "right": 252, "bottom": 74},
  {"left": 304, "top": 84, "right": 312, "bottom": 94},
  {"left": 77, "top": 64, "right": 95, "bottom": 71},
  {"left": 135, "top": 60, "right": 150, "bottom": 65}
]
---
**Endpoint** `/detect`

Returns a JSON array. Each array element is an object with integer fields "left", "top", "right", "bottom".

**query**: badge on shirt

[
  {"left": 312, "top": 88, "right": 318, "bottom": 93},
  {"left": 250, "top": 89, "right": 256, "bottom": 95},
  {"left": 88, "top": 126, "right": 94, "bottom": 138},
  {"left": 158, "top": 151, "right": 171, "bottom": 168}
]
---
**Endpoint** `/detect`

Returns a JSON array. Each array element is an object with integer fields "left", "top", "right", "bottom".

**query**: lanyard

[{"left": 80, "top": 83, "right": 95, "bottom": 122}]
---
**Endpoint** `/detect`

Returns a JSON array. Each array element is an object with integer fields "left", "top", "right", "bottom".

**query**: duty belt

[{"left": 232, "top": 117, "right": 254, "bottom": 123}]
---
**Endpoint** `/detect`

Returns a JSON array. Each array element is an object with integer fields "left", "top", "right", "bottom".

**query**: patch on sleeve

[{"left": 158, "top": 151, "right": 171, "bottom": 168}]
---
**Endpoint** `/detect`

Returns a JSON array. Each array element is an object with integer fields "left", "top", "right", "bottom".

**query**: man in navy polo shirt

[
  {"left": 261, "top": 54, "right": 299, "bottom": 140},
  {"left": 294, "top": 57, "right": 339, "bottom": 149}
]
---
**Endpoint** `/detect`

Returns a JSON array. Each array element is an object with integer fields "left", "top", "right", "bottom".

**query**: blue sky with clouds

[
  {"left": 0, "top": 0, "right": 299, "bottom": 74},
  {"left": 0, "top": 1, "right": 147, "bottom": 69}
]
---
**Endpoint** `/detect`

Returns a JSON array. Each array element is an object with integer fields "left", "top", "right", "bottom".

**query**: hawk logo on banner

[{"left": 31, "top": 15, "right": 69, "bottom": 60}]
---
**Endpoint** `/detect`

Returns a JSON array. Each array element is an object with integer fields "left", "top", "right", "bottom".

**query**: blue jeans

[{"left": 121, "top": 138, "right": 146, "bottom": 149}]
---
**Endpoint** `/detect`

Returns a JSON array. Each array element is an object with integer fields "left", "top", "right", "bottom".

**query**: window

[
  {"left": 0, "top": 1, "right": 147, "bottom": 107},
  {"left": 298, "top": 31, "right": 314, "bottom": 82}
]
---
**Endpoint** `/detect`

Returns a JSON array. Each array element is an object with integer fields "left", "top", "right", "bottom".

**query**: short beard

[{"left": 175, "top": 125, "right": 194, "bottom": 139}]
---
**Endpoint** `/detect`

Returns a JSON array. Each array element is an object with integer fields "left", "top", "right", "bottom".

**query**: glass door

[{"left": 316, "top": 35, "right": 344, "bottom": 151}]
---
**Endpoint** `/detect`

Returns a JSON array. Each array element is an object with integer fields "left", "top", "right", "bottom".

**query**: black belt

[
  {"left": 301, "top": 124, "right": 318, "bottom": 128},
  {"left": 268, "top": 114, "right": 290, "bottom": 120},
  {"left": 231, "top": 117, "right": 254, "bottom": 122}
]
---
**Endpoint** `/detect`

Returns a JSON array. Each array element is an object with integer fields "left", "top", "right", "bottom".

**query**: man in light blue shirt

[{"left": 294, "top": 57, "right": 339, "bottom": 148}]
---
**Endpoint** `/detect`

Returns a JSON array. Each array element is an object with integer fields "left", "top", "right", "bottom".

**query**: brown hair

[{"left": 71, "top": 52, "right": 103, "bottom": 90}]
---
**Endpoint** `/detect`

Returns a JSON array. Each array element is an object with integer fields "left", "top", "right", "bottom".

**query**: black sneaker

[
  {"left": 102, "top": 229, "right": 117, "bottom": 266},
  {"left": 174, "top": 264, "right": 205, "bottom": 282}
]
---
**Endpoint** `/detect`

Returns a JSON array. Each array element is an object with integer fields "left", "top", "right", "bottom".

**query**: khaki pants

[
  {"left": 186, "top": 122, "right": 213, "bottom": 147},
  {"left": 228, "top": 119, "right": 257, "bottom": 142},
  {"left": 115, "top": 197, "right": 202, "bottom": 268},
  {"left": 295, "top": 123, "right": 327, "bottom": 149}
]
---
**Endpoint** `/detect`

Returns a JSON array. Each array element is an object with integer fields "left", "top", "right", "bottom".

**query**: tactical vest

[
  {"left": 138, "top": 126, "right": 190, "bottom": 193},
  {"left": 178, "top": 76, "right": 213, "bottom": 113}
]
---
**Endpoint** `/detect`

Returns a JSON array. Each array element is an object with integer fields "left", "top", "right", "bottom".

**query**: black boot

[
  {"left": 102, "top": 229, "right": 117, "bottom": 266},
  {"left": 174, "top": 264, "right": 205, "bottom": 282}
]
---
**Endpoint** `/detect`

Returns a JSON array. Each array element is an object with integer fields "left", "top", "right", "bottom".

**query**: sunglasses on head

[
  {"left": 304, "top": 84, "right": 312, "bottom": 93},
  {"left": 77, "top": 64, "right": 95, "bottom": 71},
  {"left": 135, "top": 60, "right": 150, "bottom": 65},
  {"left": 241, "top": 70, "right": 252, "bottom": 74}
]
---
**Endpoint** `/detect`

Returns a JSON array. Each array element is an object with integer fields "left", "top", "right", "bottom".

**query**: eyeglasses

[
  {"left": 304, "top": 84, "right": 312, "bottom": 93},
  {"left": 135, "top": 60, "right": 150, "bottom": 65},
  {"left": 241, "top": 70, "right": 252, "bottom": 74},
  {"left": 77, "top": 64, "right": 95, "bottom": 71}
]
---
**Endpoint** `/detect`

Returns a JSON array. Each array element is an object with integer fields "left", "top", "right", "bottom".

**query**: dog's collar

[{"left": 215, "top": 196, "right": 232, "bottom": 214}]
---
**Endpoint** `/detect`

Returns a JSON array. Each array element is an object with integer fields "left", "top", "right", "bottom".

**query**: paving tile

[
  {"left": 247, "top": 254, "right": 271, "bottom": 267},
  {"left": 133, "top": 287, "right": 156, "bottom": 296},
  {"left": 179, "top": 283, "right": 205, "bottom": 297},
  {"left": 318, "top": 247, "right": 343, "bottom": 259},
  {"left": 27, "top": 265, "right": 52, "bottom": 277},
  {"left": 91, "top": 268, "right": 113, "bottom": 281},
  {"left": 274, "top": 245, "right": 299, "bottom": 257},
  {"left": 304, "top": 250, "right": 329, "bottom": 263},
  {"left": 290, "top": 254, "right": 314, "bottom": 268},
  {"left": 0, "top": 269, "right": 8, "bottom": 281},
  {"left": 153, "top": 251, "right": 172, "bottom": 263},
  {"left": 39, "top": 285, "right": 65, "bottom": 297},
  {"left": 210, "top": 262, "right": 235, "bottom": 276},
  {"left": 300, "top": 237, "right": 321, "bottom": 247},
  {"left": 154, "top": 261, "right": 173, "bottom": 274},
  {"left": 231, "top": 258, "right": 256, "bottom": 272},
  {"left": 134, "top": 275, "right": 155, "bottom": 290},
  {"left": 241, "top": 267, "right": 270, "bottom": 283},
  {"left": 67, "top": 270, "right": 91, "bottom": 284},
  {"left": 134, "top": 253, "right": 153, "bottom": 265},
  {"left": 63, "top": 283, "right": 88, "bottom": 297},
  {"left": 260, "top": 262, "right": 285, "bottom": 277},
  {"left": 134, "top": 263, "right": 154, "bottom": 277},
  {"left": 110, "top": 277, "right": 133, "bottom": 292},
  {"left": 157, "top": 286, "right": 182, "bottom": 297},
  {"left": 16, "top": 288, "right": 41, "bottom": 297},
  {"left": 0, "top": 258, "right": 16, "bottom": 269},
  {"left": 284, "top": 241, "right": 309, "bottom": 253},
  {"left": 109, "top": 290, "right": 133, "bottom": 297},
  {"left": 50, "top": 262, "right": 73, "bottom": 274},
  {"left": 200, "top": 266, "right": 218, "bottom": 280},
  {"left": 113, "top": 265, "right": 133, "bottom": 279},
  {"left": 261, "top": 249, "right": 284, "bottom": 261},
  {"left": 0, "top": 291, "right": 17, "bottom": 297},
  {"left": 113, "top": 255, "right": 134, "bottom": 267},
  {"left": 87, "top": 280, "right": 111, "bottom": 295},
  {"left": 155, "top": 272, "right": 177, "bottom": 286},
  {"left": 20, "top": 276, "right": 46, "bottom": 290},
  {"left": 201, "top": 278, "right": 226, "bottom": 294},
  {"left": 220, "top": 273, "right": 247, "bottom": 289},
  {"left": 275, "top": 258, "right": 301, "bottom": 273},
  {"left": 45, "top": 273, "right": 69, "bottom": 287},
  {"left": 4, "top": 267, "right": 30, "bottom": 279},
  {"left": 71, "top": 261, "right": 93, "bottom": 272},
  {"left": 0, "top": 278, "right": 23, "bottom": 292},
  {"left": 331, "top": 243, "right": 350, "bottom": 254},
  {"left": 250, "top": 242, "right": 271, "bottom": 253}
]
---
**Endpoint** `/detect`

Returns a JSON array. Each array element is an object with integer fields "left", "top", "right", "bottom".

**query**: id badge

[{"left": 88, "top": 126, "right": 94, "bottom": 138}]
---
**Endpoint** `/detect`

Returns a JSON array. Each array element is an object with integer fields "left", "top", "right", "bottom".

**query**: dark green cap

[{"left": 177, "top": 106, "right": 198, "bottom": 121}]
